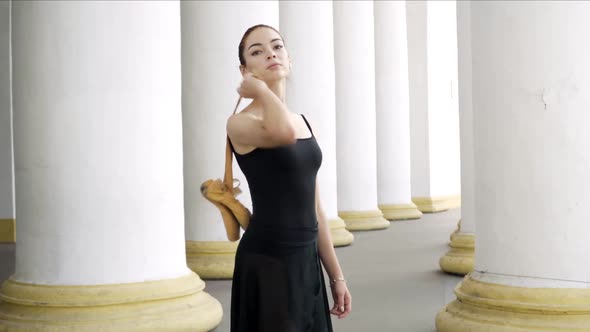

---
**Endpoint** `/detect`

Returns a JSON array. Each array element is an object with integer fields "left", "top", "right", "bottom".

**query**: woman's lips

[{"left": 267, "top": 63, "right": 281, "bottom": 69}]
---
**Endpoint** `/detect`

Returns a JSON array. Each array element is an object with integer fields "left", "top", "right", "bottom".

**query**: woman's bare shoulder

[
  {"left": 226, "top": 105, "right": 261, "bottom": 137},
  {"left": 229, "top": 103, "right": 261, "bottom": 120}
]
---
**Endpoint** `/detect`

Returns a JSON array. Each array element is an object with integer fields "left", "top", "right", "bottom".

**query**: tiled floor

[{"left": 0, "top": 208, "right": 464, "bottom": 332}]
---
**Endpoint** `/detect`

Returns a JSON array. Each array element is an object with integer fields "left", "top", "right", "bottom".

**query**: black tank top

[{"left": 229, "top": 114, "right": 322, "bottom": 246}]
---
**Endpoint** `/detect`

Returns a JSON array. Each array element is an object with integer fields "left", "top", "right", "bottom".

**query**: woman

[{"left": 227, "top": 24, "right": 352, "bottom": 332}]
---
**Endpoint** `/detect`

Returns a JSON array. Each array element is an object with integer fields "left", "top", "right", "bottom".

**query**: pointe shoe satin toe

[{"left": 201, "top": 179, "right": 251, "bottom": 240}]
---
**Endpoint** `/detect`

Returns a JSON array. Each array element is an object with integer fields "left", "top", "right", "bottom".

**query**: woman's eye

[
  {"left": 251, "top": 50, "right": 261, "bottom": 56},
  {"left": 274, "top": 45, "right": 283, "bottom": 50}
]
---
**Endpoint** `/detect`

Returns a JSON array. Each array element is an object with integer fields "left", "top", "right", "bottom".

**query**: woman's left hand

[{"left": 329, "top": 280, "right": 352, "bottom": 319}]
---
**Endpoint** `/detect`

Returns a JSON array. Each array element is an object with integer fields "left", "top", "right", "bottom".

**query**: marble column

[
  {"left": 439, "top": 0, "right": 475, "bottom": 276},
  {"left": 437, "top": 2, "right": 590, "bottom": 330},
  {"left": 280, "top": 0, "right": 353, "bottom": 246},
  {"left": 374, "top": 1, "right": 422, "bottom": 221},
  {"left": 0, "top": 2, "right": 221, "bottom": 330},
  {"left": 333, "top": 1, "right": 389, "bottom": 231},
  {"left": 0, "top": 0, "right": 14, "bottom": 243},
  {"left": 181, "top": 1, "right": 279, "bottom": 278}
]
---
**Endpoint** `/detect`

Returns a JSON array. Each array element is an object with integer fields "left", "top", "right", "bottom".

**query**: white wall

[
  {"left": 0, "top": 0, "right": 14, "bottom": 219},
  {"left": 408, "top": 0, "right": 461, "bottom": 199},
  {"left": 427, "top": 0, "right": 461, "bottom": 197}
]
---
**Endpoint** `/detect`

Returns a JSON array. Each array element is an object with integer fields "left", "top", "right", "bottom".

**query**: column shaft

[
  {"left": 1, "top": 2, "right": 221, "bottom": 330},
  {"left": 333, "top": 1, "right": 389, "bottom": 231},
  {"left": 437, "top": 2, "right": 590, "bottom": 330},
  {"left": 439, "top": 0, "right": 475, "bottom": 276},
  {"left": 374, "top": 1, "right": 422, "bottom": 221}
]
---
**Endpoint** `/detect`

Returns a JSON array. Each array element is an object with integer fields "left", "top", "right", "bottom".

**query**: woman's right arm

[{"left": 227, "top": 73, "right": 296, "bottom": 148}]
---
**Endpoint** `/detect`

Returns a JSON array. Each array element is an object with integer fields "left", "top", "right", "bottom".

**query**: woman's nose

[{"left": 267, "top": 53, "right": 277, "bottom": 60}]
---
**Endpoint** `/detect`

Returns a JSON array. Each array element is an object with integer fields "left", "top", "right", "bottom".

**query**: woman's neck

[
  {"left": 264, "top": 79, "right": 286, "bottom": 103},
  {"left": 249, "top": 78, "right": 288, "bottom": 112}
]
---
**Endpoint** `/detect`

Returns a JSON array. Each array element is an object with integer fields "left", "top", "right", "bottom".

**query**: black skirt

[{"left": 230, "top": 228, "right": 333, "bottom": 332}]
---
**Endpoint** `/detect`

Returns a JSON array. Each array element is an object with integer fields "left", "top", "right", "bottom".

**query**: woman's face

[{"left": 241, "top": 28, "right": 290, "bottom": 82}]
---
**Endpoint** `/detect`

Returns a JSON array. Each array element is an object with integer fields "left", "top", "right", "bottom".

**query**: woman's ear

[{"left": 239, "top": 65, "right": 247, "bottom": 76}]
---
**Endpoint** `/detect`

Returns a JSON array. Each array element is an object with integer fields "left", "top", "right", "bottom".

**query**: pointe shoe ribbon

[{"left": 200, "top": 97, "right": 251, "bottom": 241}]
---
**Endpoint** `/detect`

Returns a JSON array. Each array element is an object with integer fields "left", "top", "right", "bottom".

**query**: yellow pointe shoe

[
  {"left": 201, "top": 180, "right": 241, "bottom": 241},
  {"left": 201, "top": 179, "right": 250, "bottom": 236},
  {"left": 221, "top": 193, "right": 251, "bottom": 232}
]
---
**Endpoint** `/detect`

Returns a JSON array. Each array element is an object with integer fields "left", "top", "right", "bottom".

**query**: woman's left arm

[{"left": 316, "top": 179, "right": 352, "bottom": 319}]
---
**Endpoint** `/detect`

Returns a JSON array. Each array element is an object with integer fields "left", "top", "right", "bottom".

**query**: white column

[
  {"left": 0, "top": 0, "right": 14, "bottom": 243},
  {"left": 439, "top": 0, "right": 475, "bottom": 276},
  {"left": 407, "top": 1, "right": 431, "bottom": 210},
  {"left": 437, "top": 2, "right": 590, "bottom": 331},
  {"left": 407, "top": 0, "right": 461, "bottom": 213},
  {"left": 374, "top": 1, "right": 422, "bottom": 221},
  {"left": 333, "top": 1, "right": 389, "bottom": 231},
  {"left": 181, "top": 1, "right": 278, "bottom": 279},
  {"left": 280, "top": 1, "right": 353, "bottom": 246},
  {"left": 0, "top": 2, "right": 221, "bottom": 330}
]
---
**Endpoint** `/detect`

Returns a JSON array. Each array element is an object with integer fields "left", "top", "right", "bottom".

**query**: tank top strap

[{"left": 300, "top": 114, "right": 314, "bottom": 136}]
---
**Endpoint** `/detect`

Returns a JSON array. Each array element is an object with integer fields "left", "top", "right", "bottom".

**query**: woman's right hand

[
  {"left": 237, "top": 72, "right": 268, "bottom": 99},
  {"left": 330, "top": 280, "right": 352, "bottom": 319}
]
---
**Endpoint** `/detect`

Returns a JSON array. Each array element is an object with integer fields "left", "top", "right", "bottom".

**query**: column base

[
  {"left": 328, "top": 217, "right": 354, "bottom": 247},
  {"left": 0, "top": 219, "right": 15, "bottom": 243},
  {"left": 338, "top": 210, "right": 390, "bottom": 231},
  {"left": 439, "top": 231, "right": 474, "bottom": 276},
  {"left": 436, "top": 273, "right": 590, "bottom": 332},
  {"left": 0, "top": 272, "right": 222, "bottom": 331},
  {"left": 186, "top": 240, "right": 238, "bottom": 280},
  {"left": 444, "top": 195, "right": 462, "bottom": 209},
  {"left": 412, "top": 196, "right": 450, "bottom": 213},
  {"left": 378, "top": 203, "right": 423, "bottom": 220}
]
